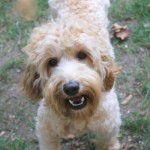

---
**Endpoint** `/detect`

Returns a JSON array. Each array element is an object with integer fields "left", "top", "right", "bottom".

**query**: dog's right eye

[
  {"left": 48, "top": 58, "right": 58, "bottom": 67},
  {"left": 77, "top": 51, "right": 87, "bottom": 60}
]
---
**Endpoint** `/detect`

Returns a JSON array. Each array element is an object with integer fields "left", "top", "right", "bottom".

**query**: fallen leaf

[
  {"left": 121, "top": 94, "right": 133, "bottom": 105},
  {"left": 116, "top": 30, "right": 129, "bottom": 40},
  {"left": 0, "top": 131, "right": 5, "bottom": 137},
  {"left": 112, "top": 23, "right": 129, "bottom": 40},
  {"left": 112, "top": 23, "right": 128, "bottom": 32}
]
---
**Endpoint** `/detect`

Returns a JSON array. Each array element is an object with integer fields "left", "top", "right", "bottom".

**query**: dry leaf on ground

[
  {"left": 112, "top": 23, "right": 129, "bottom": 41},
  {"left": 121, "top": 94, "right": 133, "bottom": 105},
  {"left": 0, "top": 131, "right": 5, "bottom": 137}
]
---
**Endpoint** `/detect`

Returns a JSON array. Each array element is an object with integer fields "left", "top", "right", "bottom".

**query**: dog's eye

[
  {"left": 48, "top": 58, "right": 58, "bottom": 67},
  {"left": 77, "top": 51, "right": 87, "bottom": 60}
]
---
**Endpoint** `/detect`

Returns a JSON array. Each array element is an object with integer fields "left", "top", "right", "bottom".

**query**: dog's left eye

[
  {"left": 48, "top": 58, "right": 58, "bottom": 67},
  {"left": 77, "top": 51, "right": 87, "bottom": 60}
]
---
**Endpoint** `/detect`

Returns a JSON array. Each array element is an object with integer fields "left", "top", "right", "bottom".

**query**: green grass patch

[
  {"left": 135, "top": 57, "right": 150, "bottom": 102},
  {"left": 0, "top": 57, "right": 25, "bottom": 80},
  {"left": 122, "top": 113, "right": 150, "bottom": 149},
  {"left": 37, "top": 0, "right": 49, "bottom": 18},
  {"left": 110, "top": 0, "right": 150, "bottom": 149},
  {"left": 0, "top": 138, "right": 36, "bottom": 150},
  {"left": 110, "top": 0, "right": 150, "bottom": 49},
  {"left": 131, "top": 23, "right": 150, "bottom": 48},
  {"left": 123, "top": 114, "right": 150, "bottom": 136},
  {"left": 0, "top": 0, "right": 48, "bottom": 47},
  {"left": 109, "top": 0, "right": 150, "bottom": 22}
]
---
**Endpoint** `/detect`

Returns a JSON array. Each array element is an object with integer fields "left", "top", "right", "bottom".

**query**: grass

[
  {"left": 0, "top": 99, "right": 37, "bottom": 149},
  {"left": 136, "top": 59, "right": 150, "bottom": 102},
  {"left": 0, "top": 57, "right": 25, "bottom": 80},
  {"left": 0, "top": 138, "right": 36, "bottom": 150},
  {"left": 0, "top": 0, "right": 48, "bottom": 49},
  {"left": 0, "top": 0, "right": 46, "bottom": 149},
  {"left": 122, "top": 114, "right": 150, "bottom": 149},
  {"left": 110, "top": 0, "right": 150, "bottom": 52},
  {"left": 0, "top": 0, "right": 49, "bottom": 78},
  {"left": 110, "top": 0, "right": 150, "bottom": 149},
  {"left": 110, "top": 0, "right": 150, "bottom": 21}
]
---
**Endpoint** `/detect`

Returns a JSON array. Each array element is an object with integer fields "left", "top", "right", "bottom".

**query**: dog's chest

[{"left": 61, "top": 121, "right": 88, "bottom": 139}]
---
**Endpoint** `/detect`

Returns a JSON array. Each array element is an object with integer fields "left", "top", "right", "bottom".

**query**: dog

[{"left": 21, "top": 0, "right": 121, "bottom": 149}]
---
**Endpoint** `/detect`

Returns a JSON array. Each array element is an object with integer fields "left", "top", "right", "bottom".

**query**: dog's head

[{"left": 21, "top": 22, "right": 120, "bottom": 120}]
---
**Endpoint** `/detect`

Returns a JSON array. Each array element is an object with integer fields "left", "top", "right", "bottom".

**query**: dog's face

[
  {"left": 42, "top": 51, "right": 102, "bottom": 120},
  {"left": 21, "top": 23, "right": 119, "bottom": 120}
]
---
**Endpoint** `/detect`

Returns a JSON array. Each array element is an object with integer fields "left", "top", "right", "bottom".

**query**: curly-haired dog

[{"left": 21, "top": 0, "right": 121, "bottom": 149}]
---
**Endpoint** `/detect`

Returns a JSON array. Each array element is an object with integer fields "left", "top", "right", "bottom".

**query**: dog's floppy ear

[
  {"left": 101, "top": 54, "right": 120, "bottom": 91},
  {"left": 21, "top": 64, "right": 42, "bottom": 101}
]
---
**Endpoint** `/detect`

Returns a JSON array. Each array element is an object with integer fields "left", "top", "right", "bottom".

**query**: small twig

[{"left": 16, "top": 21, "right": 22, "bottom": 46}]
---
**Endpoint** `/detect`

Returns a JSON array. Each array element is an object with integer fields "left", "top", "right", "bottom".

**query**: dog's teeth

[
  {"left": 69, "top": 100, "right": 74, "bottom": 105},
  {"left": 81, "top": 97, "right": 84, "bottom": 102},
  {"left": 68, "top": 98, "right": 84, "bottom": 107}
]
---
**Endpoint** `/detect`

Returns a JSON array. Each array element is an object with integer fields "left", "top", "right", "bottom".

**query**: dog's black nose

[{"left": 63, "top": 81, "right": 80, "bottom": 96}]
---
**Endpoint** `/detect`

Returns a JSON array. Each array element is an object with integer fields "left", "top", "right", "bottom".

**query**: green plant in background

[{"left": 0, "top": 138, "right": 36, "bottom": 150}]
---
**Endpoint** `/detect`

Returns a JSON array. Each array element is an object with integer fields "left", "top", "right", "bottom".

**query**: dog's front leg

[{"left": 36, "top": 121, "right": 61, "bottom": 150}]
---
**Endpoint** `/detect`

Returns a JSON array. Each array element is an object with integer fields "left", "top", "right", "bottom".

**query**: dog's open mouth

[{"left": 66, "top": 95, "right": 87, "bottom": 110}]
